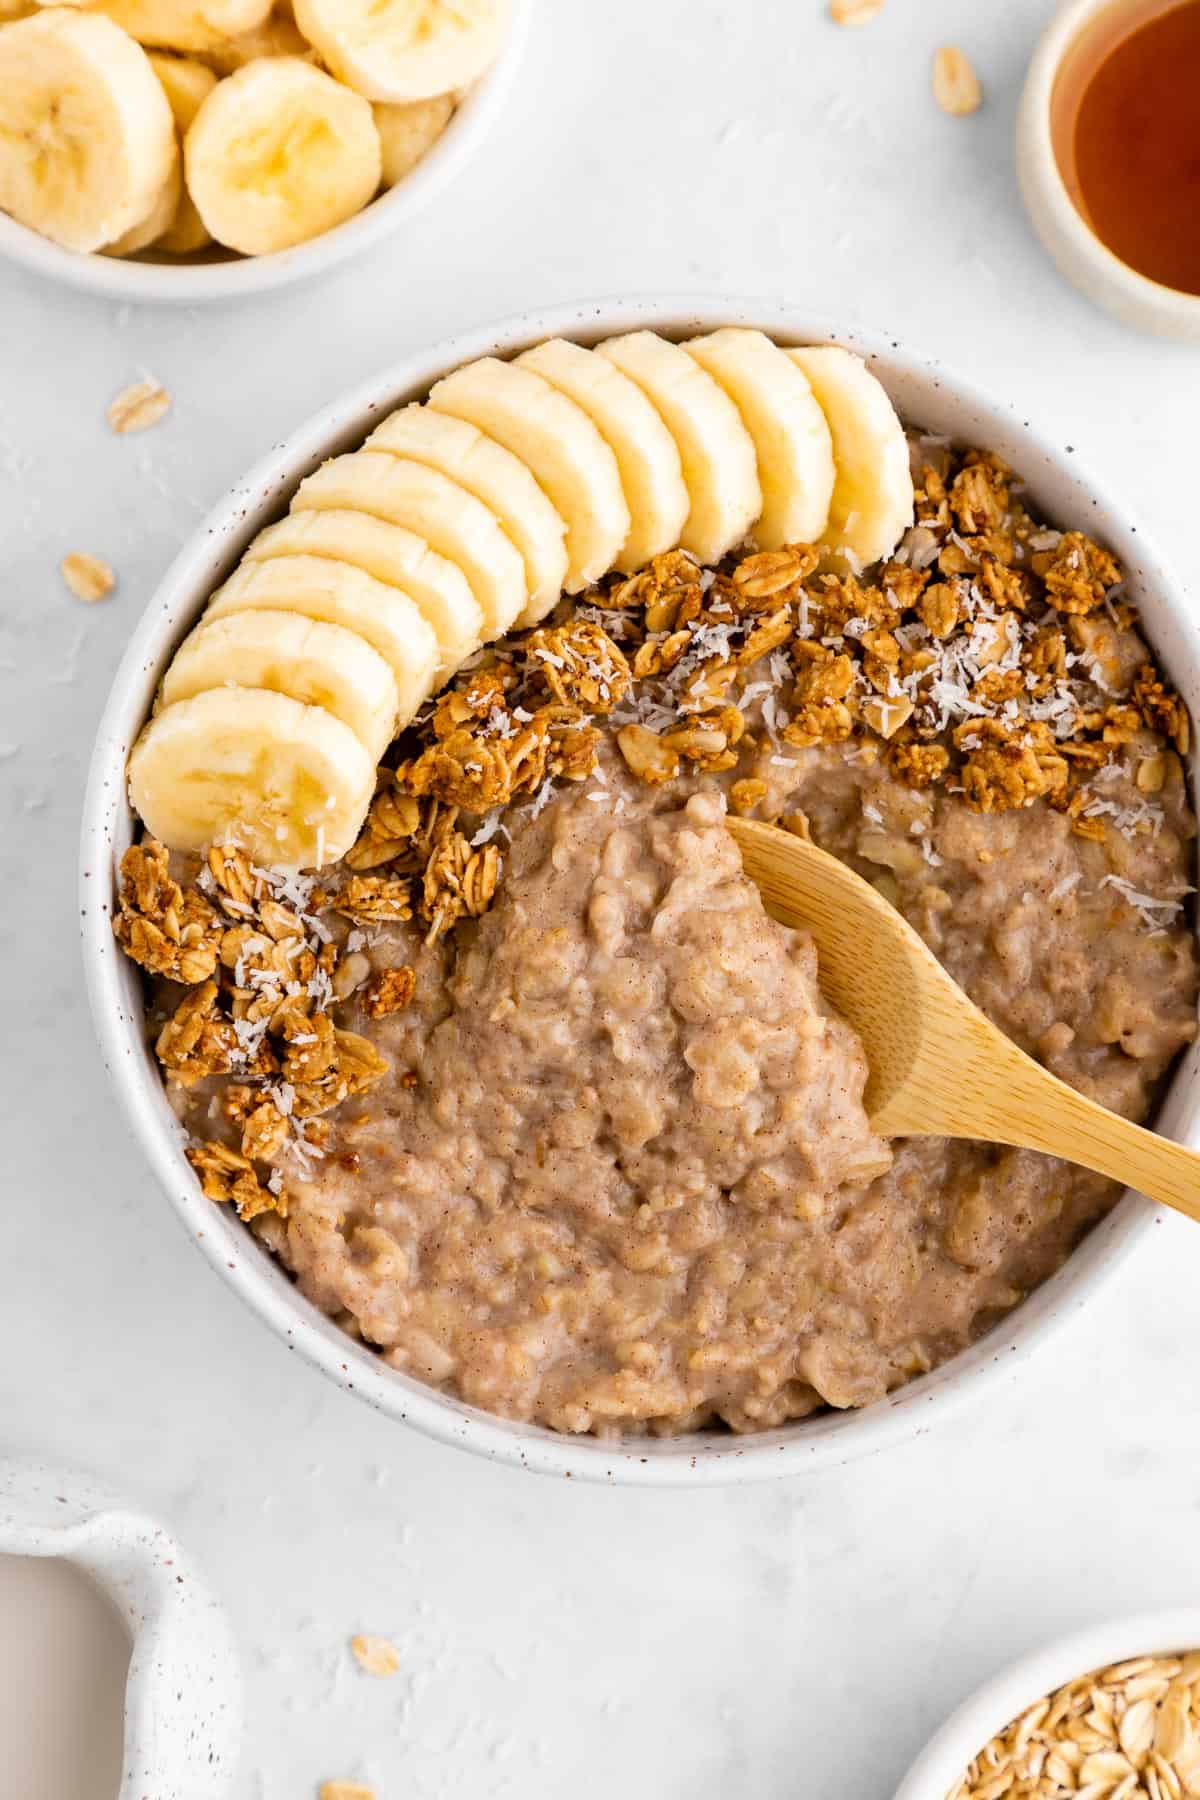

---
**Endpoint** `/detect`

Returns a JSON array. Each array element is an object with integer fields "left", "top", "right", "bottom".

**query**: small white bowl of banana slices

[{"left": 0, "top": 0, "right": 528, "bottom": 302}]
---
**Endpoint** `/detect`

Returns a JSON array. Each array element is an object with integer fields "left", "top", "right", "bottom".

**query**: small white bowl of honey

[{"left": 1017, "top": 0, "right": 1200, "bottom": 340}]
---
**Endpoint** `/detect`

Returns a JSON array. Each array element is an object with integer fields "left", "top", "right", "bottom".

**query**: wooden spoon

[{"left": 727, "top": 816, "right": 1200, "bottom": 1221}]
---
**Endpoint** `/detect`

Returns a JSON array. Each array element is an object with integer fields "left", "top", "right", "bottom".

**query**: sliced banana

[
  {"left": 142, "top": 52, "right": 216, "bottom": 252},
  {"left": 104, "top": 156, "right": 181, "bottom": 255},
  {"left": 596, "top": 332, "right": 761, "bottom": 567},
  {"left": 428, "top": 357, "right": 628, "bottom": 606},
  {"left": 160, "top": 609, "right": 400, "bottom": 763},
  {"left": 0, "top": 11, "right": 177, "bottom": 253},
  {"left": 517, "top": 338, "right": 689, "bottom": 575},
  {"left": 206, "top": 553, "right": 438, "bottom": 726},
  {"left": 374, "top": 93, "right": 454, "bottom": 187},
  {"left": 787, "top": 346, "right": 914, "bottom": 569},
  {"left": 684, "top": 328, "right": 835, "bottom": 551},
  {"left": 243, "top": 509, "right": 483, "bottom": 679},
  {"left": 366, "top": 404, "right": 567, "bottom": 622},
  {"left": 201, "top": 1, "right": 309, "bottom": 72},
  {"left": 128, "top": 686, "right": 375, "bottom": 869},
  {"left": 82, "top": 0, "right": 274, "bottom": 54},
  {"left": 185, "top": 58, "right": 381, "bottom": 255},
  {"left": 291, "top": 451, "right": 527, "bottom": 640},
  {"left": 292, "top": 0, "right": 511, "bottom": 103}
]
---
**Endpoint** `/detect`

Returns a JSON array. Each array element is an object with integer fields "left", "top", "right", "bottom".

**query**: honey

[{"left": 1051, "top": 0, "right": 1200, "bottom": 296}]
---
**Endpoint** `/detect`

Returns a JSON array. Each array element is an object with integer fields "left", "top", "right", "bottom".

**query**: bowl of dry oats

[
  {"left": 894, "top": 1611, "right": 1200, "bottom": 1800},
  {"left": 80, "top": 297, "right": 1200, "bottom": 1486}
]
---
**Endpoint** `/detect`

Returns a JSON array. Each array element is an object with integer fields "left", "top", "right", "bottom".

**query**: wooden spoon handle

[{"left": 879, "top": 1042, "right": 1200, "bottom": 1222}]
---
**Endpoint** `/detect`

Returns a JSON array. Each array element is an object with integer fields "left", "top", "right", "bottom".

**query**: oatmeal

[{"left": 115, "top": 438, "right": 1198, "bottom": 1437}]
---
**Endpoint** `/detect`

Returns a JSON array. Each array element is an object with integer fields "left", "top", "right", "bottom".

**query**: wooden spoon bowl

[{"left": 728, "top": 817, "right": 1200, "bottom": 1221}]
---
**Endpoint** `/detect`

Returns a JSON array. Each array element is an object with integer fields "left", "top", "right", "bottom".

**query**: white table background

[{"left": 4, "top": 2, "right": 1200, "bottom": 1795}]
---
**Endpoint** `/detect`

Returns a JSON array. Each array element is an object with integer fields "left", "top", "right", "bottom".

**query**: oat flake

[
  {"left": 61, "top": 552, "right": 115, "bottom": 602},
  {"left": 107, "top": 378, "right": 171, "bottom": 435},
  {"left": 933, "top": 45, "right": 983, "bottom": 115},
  {"left": 830, "top": 0, "right": 884, "bottom": 22},
  {"left": 350, "top": 1634, "right": 401, "bottom": 1678}
]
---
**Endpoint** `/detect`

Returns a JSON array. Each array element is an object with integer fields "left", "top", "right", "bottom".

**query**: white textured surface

[{"left": 3, "top": 2, "right": 1199, "bottom": 1796}]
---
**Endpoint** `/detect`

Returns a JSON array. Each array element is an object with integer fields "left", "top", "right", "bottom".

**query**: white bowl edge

[
  {"left": 0, "top": 0, "right": 530, "bottom": 306},
  {"left": 894, "top": 1608, "right": 1200, "bottom": 1798},
  {"left": 79, "top": 293, "right": 1200, "bottom": 1487}
]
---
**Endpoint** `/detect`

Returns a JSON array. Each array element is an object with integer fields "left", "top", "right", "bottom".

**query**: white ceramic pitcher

[{"left": 0, "top": 1456, "right": 242, "bottom": 1799}]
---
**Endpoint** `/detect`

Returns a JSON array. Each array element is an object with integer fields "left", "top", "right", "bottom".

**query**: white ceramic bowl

[
  {"left": 0, "top": 1455, "right": 241, "bottom": 1798},
  {"left": 79, "top": 295, "right": 1200, "bottom": 1486},
  {"left": 1016, "top": 0, "right": 1200, "bottom": 342},
  {"left": 0, "top": 0, "right": 529, "bottom": 305},
  {"left": 894, "top": 1609, "right": 1200, "bottom": 1798}
]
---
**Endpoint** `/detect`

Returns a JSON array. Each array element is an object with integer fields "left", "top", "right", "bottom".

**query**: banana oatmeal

[{"left": 114, "top": 436, "right": 1198, "bottom": 1437}]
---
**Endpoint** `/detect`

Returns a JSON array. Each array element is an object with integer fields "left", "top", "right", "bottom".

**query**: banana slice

[
  {"left": 104, "top": 156, "right": 182, "bottom": 255},
  {"left": 0, "top": 11, "right": 176, "bottom": 253},
  {"left": 374, "top": 94, "right": 453, "bottom": 186},
  {"left": 428, "top": 358, "right": 628, "bottom": 606},
  {"left": 243, "top": 510, "right": 482, "bottom": 680},
  {"left": 128, "top": 686, "right": 375, "bottom": 868},
  {"left": 786, "top": 346, "right": 914, "bottom": 569},
  {"left": 596, "top": 332, "right": 761, "bottom": 567},
  {"left": 292, "top": 0, "right": 511, "bottom": 103},
  {"left": 185, "top": 58, "right": 381, "bottom": 255},
  {"left": 517, "top": 338, "right": 689, "bottom": 575},
  {"left": 201, "top": 1, "right": 309, "bottom": 72},
  {"left": 683, "top": 328, "right": 835, "bottom": 551},
  {"left": 143, "top": 52, "right": 215, "bottom": 252},
  {"left": 292, "top": 451, "right": 526, "bottom": 640},
  {"left": 83, "top": 0, "right": 274, "bottom": 54},
  {"left": 160, "top": 609, "right": 399, "bottom": 763},
  {"left": 366, "top": 404, "right": 567, "bottom": 622},
  {"left": 206, "top": 554, "right": 438, "bottom": 726}
]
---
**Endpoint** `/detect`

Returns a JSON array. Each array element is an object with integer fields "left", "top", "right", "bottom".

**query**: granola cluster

[
  {"left": 580, "top": 446, "right": 1188, "bottom": 824},
  {"left": 113, "top": 840, "right": 393, "bottom": 1221}
]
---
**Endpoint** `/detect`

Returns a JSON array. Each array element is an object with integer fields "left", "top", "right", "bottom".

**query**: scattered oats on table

[
  {"left": 107, "top": 378, "right": 171, "bottom": 436},
  {"left": 61, "top": 552, "right": 115, "bottom": 603},
  {"left": 830, "top": 0, "right": 884, "bottom": 22},
  {"left": 349, "top": 1633, "right": 401, "bottom": 1678},
  {"left": 933, "top": 45, "right": 983, "bottom": 116}
]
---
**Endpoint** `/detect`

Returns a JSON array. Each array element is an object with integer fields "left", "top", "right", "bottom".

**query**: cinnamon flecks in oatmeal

[{"left": 114, "top": 435, "right": 1199, "bottom": 1437}]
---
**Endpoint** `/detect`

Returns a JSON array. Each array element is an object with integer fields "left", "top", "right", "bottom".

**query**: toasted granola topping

[
  {"left": 186, "top": 1140, "right": 282, "bottom": 1222},
  {"left": 113, "top": 841, "right": 222, "bottom": 984},
  {"left": 421, "top": 833, "right": 500, "bottom": 943},
  {"left": 155, "top": 981, "right": 238, "bottom": 1083},
  {"left": 364, "top": 966, "right": 417, "bottom": 1018},
  {"left": 1133, "top": 663, "right": 1191, "bottom": 753},
  {"left": 526, "top": 618, "right": 632, "bottom": 712},
  {"left": 334, "top": 876, "right": 414, "bottom": 924},
  {"left": 1034, "top": 530, "right": 1122, "bottom": 614}
]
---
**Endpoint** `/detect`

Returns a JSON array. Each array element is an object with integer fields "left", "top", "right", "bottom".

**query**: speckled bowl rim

[
  {"left": 80, "top": 295, "right": 1200, "bottom": 1486},
  {"left": 0, "top": 0, "right": 530, "bottom": 306},
  {"left": 894, "top": 1608, "right": 1200, "bottom": 1798}
]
